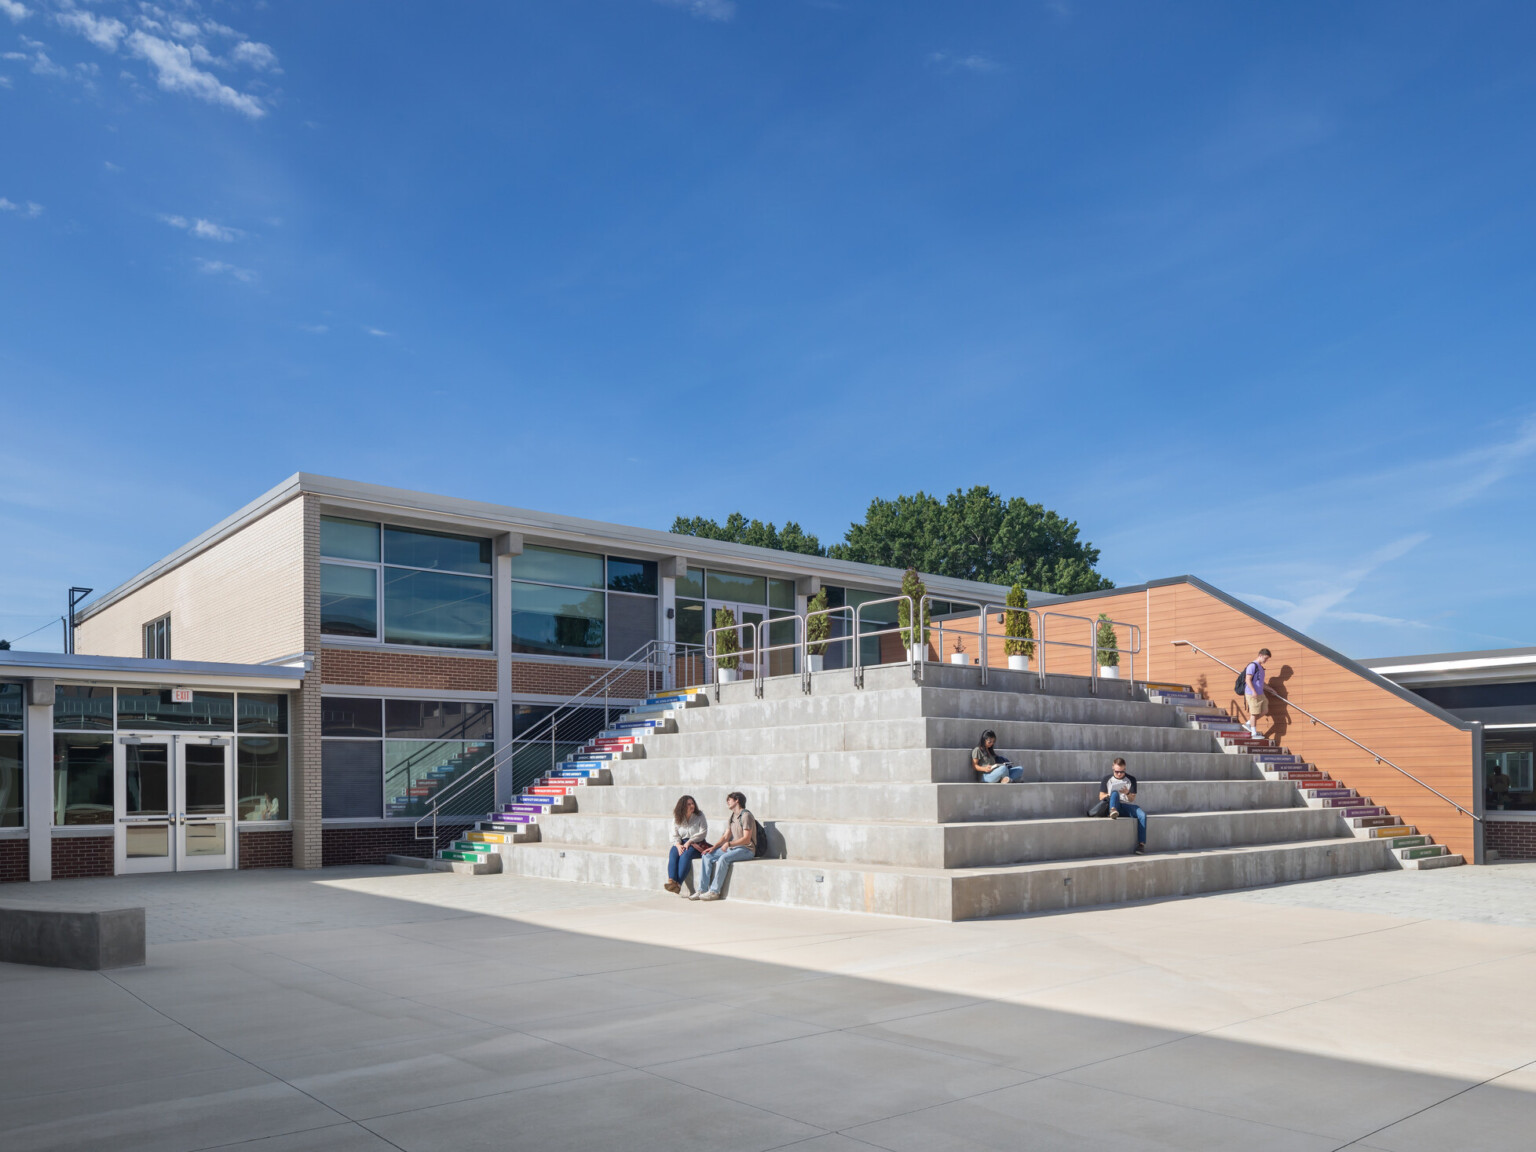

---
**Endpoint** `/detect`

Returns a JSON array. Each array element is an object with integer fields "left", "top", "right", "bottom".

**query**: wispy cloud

[
  {"left": 195, "top": 257, "right": 255, "bottom": 283},
  {"left": 654, "top": 0, "right": 736, "bottom": 22},
  {"left": 1236, "top": 532, "right": 1430, "bottom": 633},
  {"left": 56, "top": 9, "right": 125, "bottom": 51},
  {"left": 300, "top": 323, "right": 328, "bottom": 335},
  {"left": 0, "top": 0, "right": 29, "bottom": 22},
  {"left": 365, "top": 327, "right": 390, "bottom": 337},
  {"left": 929, "top": 51, "right": 1001, "bottom": 75},
  {"left": 125, "top": 30, "right": 264, "bottom": 118},
  {"left": 160, "top": 213, "right": 241, "bottom": 241},
  {"left": 0, "top": 196, "right": 44, "bottom": 217}
]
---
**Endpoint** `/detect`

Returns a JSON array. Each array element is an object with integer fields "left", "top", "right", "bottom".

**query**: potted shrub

[
  {"left": 805, "top": 587, "right": 830, "bottom": 672},
  {"left": 1003, "top": 581, "right": 1034, "bottom": 671},
  {"left": 898, "top": 568, "right": 930, "bottom": 663},
  {"left": 949, "top": 633, "right": 969, "bottom": 665},
  {"left": 1095, "top": 613, "right": 1120, "bottom": 679},
  {"left": 714, "top": 606, "right": 740, "bottom": 682}
]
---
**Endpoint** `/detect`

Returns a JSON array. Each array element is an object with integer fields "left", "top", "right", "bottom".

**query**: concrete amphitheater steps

[{"left": 492, "top": 836, "right": 1392, "bottom": 920}]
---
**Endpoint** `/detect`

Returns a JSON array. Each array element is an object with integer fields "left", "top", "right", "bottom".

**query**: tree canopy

[{"left": 670, "top": 486, "right": 1113, "bottom": 596}]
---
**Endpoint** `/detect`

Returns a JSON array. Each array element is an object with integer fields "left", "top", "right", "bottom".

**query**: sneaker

[
  {"left": 687, "top": 891, "right": 701, "bottom": 901},
  {"left": 1134, "top": 843, "right": 1146, "bottom": 854},
  {"left": 1108, "top": 807, "right": 1120, "bottom": 820},
  {"left": 698, "top": 891, "right": 721, "bottom": 901}
]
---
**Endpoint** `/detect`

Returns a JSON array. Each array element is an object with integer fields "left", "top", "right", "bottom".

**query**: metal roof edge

[{"left": 0, "top": 649, "right": 306, "bottom": 681}]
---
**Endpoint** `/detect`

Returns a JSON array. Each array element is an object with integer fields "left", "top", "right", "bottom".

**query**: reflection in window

[
  {"left": 321, "top": 563, "right": 378, "bottom": 638},
  {"left": 53, "top": 735, "right": 114, "bottom": 825},
  {"left": 322, "top": 697, "right": 383, "bottom": 738},
  {"left": 509, "top": 545, "right": 604, "bottom": 589},
  {"left": 705, "top": 570, "right": 767, "bottom": 605},
  {"left": 53, "top": 685, "right": 114, "bottom": 731},
  {"left": 237, "top": 693, "right": 289, "bottom": 734},
  {"left": 511, "top": 582, "right": 605, "bottom": 658},
  {"left": 383, "top": 568, "right": 493, "bottom": 649},
  {"left": 384, "top": 526, "right": 492, "bottom": 575},
  {"left": 675, "top": 599, "right": 706, "bottom": 647},
  {"left": 0, "top": 734, "right": 21, "bottom": 827},
  {"left": 385, "top": 699, "right": 493, "bottom": 741},
  {"left": 608, "top": 557, "right": 658, "bottom": 595},
  {"left": 238, "top": 737, "right": 289, "bottom": 821},
  {"left": 117, "top": 690, "right": 234, "bottom": 732},
  {"left": 0, "top": 682, "right": 23, "bottom": 731},
  {"left": 320, "top": 516, "right": 381, "bottom": 562}
]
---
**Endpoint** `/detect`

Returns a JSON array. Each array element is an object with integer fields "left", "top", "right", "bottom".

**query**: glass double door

[
  {"left": 114, "top": 735, "right": 234, "bottom": 873},
  {"left": 707, "top": 601, "right": 766, "bottom": 677},
  {"left": 706, "top": 601, "right": 800, "bottom": 678}
]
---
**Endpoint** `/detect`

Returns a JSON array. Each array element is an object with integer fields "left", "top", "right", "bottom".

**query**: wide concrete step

[
  {"left": 642, "top": 716, "right": 1222, "bottom": 759},
  {"left": 495, "top": 836, "right": 1392, "bottom": 920},
  {"left": 673, "top": 685, "right": 1184, "bottom": 734},
  {"left": 530, "top": 807, "right": 1351, "bottom": 868},
  {"left": 617, "top": 746, "right": 1260, "bottom": 786},
  {"left": 569, "top": 780, "right": 1303, "bottom": 824},
  {"left": 708, "top": 660, "right": 1153, "bottom": 705}
]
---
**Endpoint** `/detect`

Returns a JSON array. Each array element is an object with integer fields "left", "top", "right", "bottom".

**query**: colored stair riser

[
  {"left": 1342, "top": 806, "right": 1386, "bottom": 817},
  {"left": 1356, "top": 817, "right": 1401, "bottom": 829},
  {"left": 1401, "top": 846, "right": 1446, "bottom": 859},
  {"left": 1371, "top": 826, "right": 1416, "bottom": 838},
  {"left": 1382, "top": 835, "right": 1428, "bottom": 848}
]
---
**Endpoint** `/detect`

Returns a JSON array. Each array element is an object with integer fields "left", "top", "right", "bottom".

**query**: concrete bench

[{"left": 0, "top": 904, "right": 146, "bottom": 970}]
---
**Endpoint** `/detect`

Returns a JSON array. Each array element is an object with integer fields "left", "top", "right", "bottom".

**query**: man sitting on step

[
  {"left": 693, "top": 792, "right": 758, "bottom": 902},
  {"left": 1089, "top": 758, "right": 1147, "bottom": 854}
]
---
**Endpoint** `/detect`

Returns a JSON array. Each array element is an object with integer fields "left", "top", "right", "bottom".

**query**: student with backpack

[
  {"left": 693, "top": 791, "right": 762, "bottom": 901},
  {"left": 1239, "top": 648, "right": 1272, "bottom": 738}
]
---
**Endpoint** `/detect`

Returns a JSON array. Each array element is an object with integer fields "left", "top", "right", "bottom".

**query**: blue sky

[{"left": 2, "top": 0, "right": 1534, "bottom": 659}]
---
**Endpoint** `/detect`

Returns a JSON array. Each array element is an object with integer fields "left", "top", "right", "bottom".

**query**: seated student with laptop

[{"left": 1088, "top": 757, "right": 1147, "bottom": 854}]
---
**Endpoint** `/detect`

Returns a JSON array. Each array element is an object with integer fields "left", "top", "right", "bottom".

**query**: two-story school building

[{"left": 1, "top": 473, "right": 1030, "bottom": 881}]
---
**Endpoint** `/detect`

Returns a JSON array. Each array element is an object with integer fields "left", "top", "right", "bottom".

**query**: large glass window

[
  {"left": 768, "top": 579, "right": 796, "bottom": 610},
  {"left": 238, "top": 737, "right": 289, "bottom": 821},
  {"left": 321, "top": 563, "right": 378, "bottom": 638},
  {"left": 608, "top": 557, "right": 658, "bottom": 595},
  {"left": 675, "top": 598, "right": 706, "bottom": 647},
  {"left": 142, "top": 614, "right": 171, "bottom": 659},
  {"left": 54, "top": 685, "right": 114, "bottom": 731},
  {"left": 238, "top": 693, "right": 289, "bottom": 734},
  {"left": 0, "top": 685, "right": 21, "bottom": 829},
  {"left": 117, "top": 689, "right": 234, "bottom": 732},
  {"left": 608, "top": 592, "right": 659, "bottom": 662},
  {"left": 0, "top": 682, "right": 21, "bottom": 731},
  {"left": 706, "top": 570, "right": 767, "bottom": 604},
  {"left": 383, "top": 568, "right": 492, "bottom": 649},
  {"left": 321, "top": 516, "right": 492, "bottom": 649},
  {"left": 677, "top": 567, "right": 704, "bottom": 599},
  {"left": 511, "top": 583, "right": 605, "bottom": 658},
  {"left": 322, "top": 695, "right": 495, "bottom": 820},
  {"left": 510, "top": 545, "right": 603, "bottom": 589},
  {"left": 53, "top": 735, "right": 114, "bottom": 825}
]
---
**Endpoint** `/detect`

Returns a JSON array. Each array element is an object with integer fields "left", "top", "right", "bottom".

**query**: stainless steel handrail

[
  {"left": 1171, "top": 638, "right": 1480, "bottom": 822},
  {"left": 412, "top": 639, "right": 702, "bottom": 846},
  {"left": 803, "top": 604, "right": 854, "bottom": 692},
  {"left": 706, "top": 617, "right": 758, "bottom": 701},
  {"left": 920, "top": 601, "right": 1138, "bottom": 693},
  {"left": 754, "top": 612, "right": 804, "bottom": 698},
  {"left": 852, "top": 594, "right": 917, "bottom": 688},
  {"left": 920, "top": 595, "right": 988, "bottom": 683},
  {"left": 1040, "top": 610, "right": 1140, "bottom": 691}
]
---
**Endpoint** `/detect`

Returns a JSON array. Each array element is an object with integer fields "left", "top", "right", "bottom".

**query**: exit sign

[{"left": 171, "top": 688, "right": 194, "bottom": 704}]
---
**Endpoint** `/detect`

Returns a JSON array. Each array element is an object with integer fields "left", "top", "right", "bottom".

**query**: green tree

[
  {"left": 671, "top": 513, "right": 825, "bottom": 556},
  {"left": 826, "top": 486, "right": 1112, "bottom": 595},
  {"left": 1095, "top": 613, "right": 1119, "bottom": 668},
  {"left": 1004, "top": 581, "right": 1035, "bottom": 660},
  {"left": 805, "top": 587, "right": 830, "bottom": 657}
]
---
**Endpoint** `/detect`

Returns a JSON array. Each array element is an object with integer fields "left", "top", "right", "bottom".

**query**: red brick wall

[
  {"left": 1487, "top": 820, "right": 1536, "bottom": 860},
  {"left": 0, "top": 839, "right": 28, "bottom": 884},
  {"left": 239, "top": 827, "right": 294, "bottom": 869},
  {"left": 511, "top": 660, "right": 649, "bottom": 699},
  {"left": 321, "top": 822, "right": 474, "bottom": 866},
  {"left": 53, "top": 834, "right": 114, "bottom": 878},
  {"left": 321, "top": 648, "right": 497, "bottom": 692}
]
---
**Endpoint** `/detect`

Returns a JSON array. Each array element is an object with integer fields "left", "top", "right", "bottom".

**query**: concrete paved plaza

[{"left": 3, "top": 864, "right": 1535, "bottom": 1152}]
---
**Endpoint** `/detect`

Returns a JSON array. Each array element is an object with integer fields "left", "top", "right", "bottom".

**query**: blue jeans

[
  {"left": 1109, "top": 792, "right": 1147, "bottom": 845},
  {"left": 699, "top": 845, "right": 754, "bottom": 894},
  {"left": 668, "top": 844, "right": 701, "bottom": 885},
  {"left": 982, "top": 763, "right": 1024, "bottom": 783}
]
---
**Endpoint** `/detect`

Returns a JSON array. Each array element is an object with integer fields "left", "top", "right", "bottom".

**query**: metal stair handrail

[
  {"left": 412, "top": 639, "right": 703, "bottom": 846},
  {"left": 1171, "top": 638, "right": 1479, "bottom": 821}
]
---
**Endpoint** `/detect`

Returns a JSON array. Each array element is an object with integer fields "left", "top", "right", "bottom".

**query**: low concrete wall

[{"left": 0, "top": 904, "right": 146, "bottom": 969}]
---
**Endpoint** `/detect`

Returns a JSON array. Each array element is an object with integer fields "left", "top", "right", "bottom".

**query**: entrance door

[
  {"left": 708, "top": 601, "right": 767, "bottom": 679},
  {"left": 115, "top": 736, "right": 234, "bottom": 873}
]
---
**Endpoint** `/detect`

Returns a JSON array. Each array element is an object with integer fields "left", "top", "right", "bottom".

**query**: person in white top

[{"left": 666, "top": 795, "right": 709, "bottom": 895}]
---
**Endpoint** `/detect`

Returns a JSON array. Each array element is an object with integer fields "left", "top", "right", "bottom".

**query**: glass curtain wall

[
  {"left": 319, "top": 516, "right": 494, "bottom": 650},
  {"left": 320, "top": 696, "right": 494, "bottom": 819},
  {"left": 509, "top": 546, "right": 658, "bottom": 661},
  {"left": 49, "top": 685, "right": 290, "bottom": 825}
]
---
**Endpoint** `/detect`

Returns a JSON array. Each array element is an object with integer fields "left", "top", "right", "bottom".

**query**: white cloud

[
  {"left": 0, "top": 76, "right": 11, "bottom": 88},
  {"left": 929, "top": 51, "right": 1001, "bottom": 74},
  {"left": 195, "top": 257, "right": 255, "bottom": 283},
  {"left": 365, "top": 327, "right": 389, "bottom": 337},
  {"left": 229, "top": 40, "right": 277, "bottom": 71},
  {"left": 125, "top": 30, "right": 265, "bottom": 118},
  {"left": 655, "top": 0, "right": 735, "bottom": 21},
  {"left": 160, "top": 213, "right": 241, "bottom": 240},
  {"left": 55, "top": 9, "right": 126, "bottom": 52},
  {"left": 0, "top": 197, "right": 44, "bottom": 217},
  {"left": 300, "top": 323, "right": 328, "bottom": 335},
  {"left": 0, "top": 0, "right": 29, "bottom": 23},
  {"left": 103, "top": 160, "right": 121, "bottom": 171}
]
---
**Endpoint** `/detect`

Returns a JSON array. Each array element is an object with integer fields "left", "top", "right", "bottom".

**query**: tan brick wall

[
  {"left": 75, "top": 496, "right": 306, "bottom": 664},
  {"left": 321, "top": 648, "right": 497, "bottom": 692},
  {"left": 510, "top": 660, "right": 649, "bottom": 699}
]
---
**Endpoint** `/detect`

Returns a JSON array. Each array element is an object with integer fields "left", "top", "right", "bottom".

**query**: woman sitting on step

[
  {"left": 973, "top": 730, "right": 1024, "bottom": 783},
  {"left": 666, "top": 795, "right": 709, "bottom": 895}
]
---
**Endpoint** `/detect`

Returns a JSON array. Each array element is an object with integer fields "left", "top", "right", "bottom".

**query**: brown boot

[{"left": 664, "top": 880, "right": 680, "bottom": 893}]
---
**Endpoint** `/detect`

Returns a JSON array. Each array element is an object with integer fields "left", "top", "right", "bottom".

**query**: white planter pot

[
  {"left": 807, "top": 654, "right": 825, "bottom": 673},
  {"left": 949, "top": 653, "right": 969, "bottom": 665},
  {"left": 717, "top": 667, "right": 739, "bottom": 683},
  {"left": 1007, "top": 654, "right": 1031, "bottom": 672},
  {"left": 1099, "top": 665, "right": 1120, "bottom": 679},
  {"left": 908, "top": 646, "right": 925, "bottom": 663}
]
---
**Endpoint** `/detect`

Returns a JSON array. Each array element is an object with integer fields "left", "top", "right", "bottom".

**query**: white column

[
  {"left": 495, "top": 548, "right": 515, "bottom": 808},
  {"left": 26, "top": 699, "right": 53, "bottom": 881},
  {"left": 659, "top": 576, "right": 676, "bottom": 688}
]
